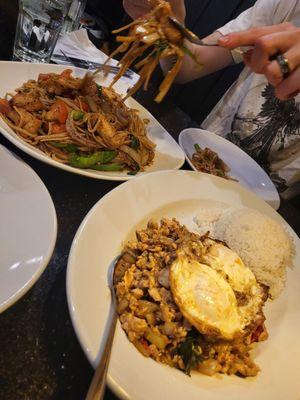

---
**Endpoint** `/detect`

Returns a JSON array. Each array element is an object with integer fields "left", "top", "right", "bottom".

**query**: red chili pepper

[{"left": 140, "top": 337, "right": 150, "bottom": 350}]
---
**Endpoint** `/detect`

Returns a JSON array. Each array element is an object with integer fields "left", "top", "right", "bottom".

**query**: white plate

[
  {"left": 67, "top": 170, "right": 299, "bottom": 400},
  {"left": 179, "top": 128, "right": 280, "bottom": 210},
  {"left": 0, "top": 61, "right": 185, "bottom": 181},
  {"left": 0, "top": 145, "right": 57, "bottom": 312}
]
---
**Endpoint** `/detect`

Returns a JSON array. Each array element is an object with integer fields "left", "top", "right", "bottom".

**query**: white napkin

[{"left": 52, "top": 29, "right": 139, "bottom": 95}]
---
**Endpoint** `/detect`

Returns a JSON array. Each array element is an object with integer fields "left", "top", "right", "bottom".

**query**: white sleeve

[{"left": 217, "top": 0, "right": 281, "bottom": 63}]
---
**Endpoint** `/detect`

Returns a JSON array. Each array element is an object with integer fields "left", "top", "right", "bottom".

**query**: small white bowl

[{"left": 179, "top": 128, "right": 280, "bottom": 210}]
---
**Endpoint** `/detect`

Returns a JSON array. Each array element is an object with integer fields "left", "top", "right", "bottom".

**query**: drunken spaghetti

[{"left": 0, "top": 69, "right": 155, "bottom": 172}]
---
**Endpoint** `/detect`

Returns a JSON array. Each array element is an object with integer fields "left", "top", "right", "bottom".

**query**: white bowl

[
  {"left": 179, "top": 128, "right": 280, "bottom": 209},
  {"left": 0, "top": 61, "right": 185, "bottom": 181},
  {"left": 67, "top": 170, "right": 299, "bottom": 400}
]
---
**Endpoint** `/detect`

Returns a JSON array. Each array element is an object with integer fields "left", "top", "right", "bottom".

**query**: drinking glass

[
  {"left": 61, "top": 0, "right": 87, "bottom": 34},
  {"left": 13, "top": 0, "right": 71, "bottom": 63}
]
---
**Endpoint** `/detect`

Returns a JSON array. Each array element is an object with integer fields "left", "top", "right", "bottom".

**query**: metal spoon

[{"left": 85, "top": 257, "right": 119, "bottom": 400}]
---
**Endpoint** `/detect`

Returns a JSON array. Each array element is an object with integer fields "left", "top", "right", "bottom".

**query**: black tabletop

[{"left": 0, "top": 5, "right": 300, "bottom": 400}]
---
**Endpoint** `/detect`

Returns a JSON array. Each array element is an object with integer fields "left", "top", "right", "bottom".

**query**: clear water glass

[
  {"left": 13, "top": 0, "right": 71, "bottom": 63},
  {"left": 61, "top": 0, "right": 87, "bottom": 34}
]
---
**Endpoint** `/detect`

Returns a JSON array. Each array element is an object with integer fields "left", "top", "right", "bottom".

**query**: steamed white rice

[{"left": 194, "top": 207, "right": 295, "bottom": 299}]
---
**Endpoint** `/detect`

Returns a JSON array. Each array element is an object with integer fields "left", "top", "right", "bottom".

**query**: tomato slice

[
  {"left": 0, "top": 99, "right": 12, "bottom": 115},
  {"left": 51, "top": 123, "right": 66, "bottom": 133},
  {"left": 50, "top": 100, "right": 69, "bottom": 124},
  {"left": 75, "top": 97, "right": 89, "bottom": 112},
  {"left": 80, "top": 100, "right": 89, "bottom": 112}
]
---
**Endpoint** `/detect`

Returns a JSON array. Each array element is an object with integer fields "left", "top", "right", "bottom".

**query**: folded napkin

[{"left": 52, "top": 29, "right": 139, "bottom": 95}]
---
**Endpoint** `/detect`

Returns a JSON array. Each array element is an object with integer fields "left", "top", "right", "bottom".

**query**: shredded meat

[{"left": 191, "top": 144, "right": 236, "bottom": 180}]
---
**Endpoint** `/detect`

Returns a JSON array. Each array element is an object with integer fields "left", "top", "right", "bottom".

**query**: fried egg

[{"left": 170, "top": 243, "right": 265, "bottom": 341}]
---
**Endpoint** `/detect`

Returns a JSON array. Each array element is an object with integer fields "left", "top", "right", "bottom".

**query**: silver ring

[{"left": 276, "top": 53, "right": 291, "bottom": 78}]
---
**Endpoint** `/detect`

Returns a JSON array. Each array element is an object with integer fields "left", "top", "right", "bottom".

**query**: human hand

[
  {"left": 218, "top": 23, "right": 300, "bottom": 100},
  {"left": 123, "top": 0, "right": 186, "bottom": 22}
]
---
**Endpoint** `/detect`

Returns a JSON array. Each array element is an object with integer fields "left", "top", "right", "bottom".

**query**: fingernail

[{"left": 219, "top": 35, "right": 230, "bottom": 44}]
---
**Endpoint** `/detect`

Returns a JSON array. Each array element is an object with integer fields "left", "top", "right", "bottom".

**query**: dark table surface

[{"left": 0, "top": 5, "right": 300, "bottom": 400}]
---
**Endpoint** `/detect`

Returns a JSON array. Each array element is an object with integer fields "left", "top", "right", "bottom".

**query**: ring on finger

[{"left": 276, "top": 53, "right": 292, "bottom": 78}]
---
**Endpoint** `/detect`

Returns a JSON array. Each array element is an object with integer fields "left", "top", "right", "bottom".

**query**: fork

[
  {"left": 168, "top": 16, "right": 245, "bottom": 55},
  {"left": 59, "top": 51, "right": 134, "bottom": 78}
]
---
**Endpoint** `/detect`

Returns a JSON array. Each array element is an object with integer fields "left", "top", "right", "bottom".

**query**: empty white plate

[
  {"left": 179, "top": 128, "right": 280, "bottom": 209},
  {"left": 0, "top": 61, "right": 185, "bottom": 181},
  {"left": 0, "top": 145, "right": 57, "bottom": 312}
]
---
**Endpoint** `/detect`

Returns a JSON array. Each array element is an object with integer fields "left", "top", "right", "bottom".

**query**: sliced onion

[
  {"left": 120, "top": 145, "right": 141, "bottom": 166},
  {"left": 163, "top": 322, "right": 176, "bottom": 336},
  {"left": 158, "top": 268, "right": 170, "bottom": 288},
  {"left": 66, "top": 114, "right": 98, "bottom": 147},
  {"left": 85, "top": 95, "right": 98, "bottom": 113},
  {"left": 116, "top": 108, "right": 129, "bottom": 126},
  {"left": 122, "top": 251, "right": 136, "bottom": 264},
  {"left": 198, "top": 360, "right": 219, "bottom": 376},
  {"left": 56, "top": 96, "right": 80, "bottom": 110}
]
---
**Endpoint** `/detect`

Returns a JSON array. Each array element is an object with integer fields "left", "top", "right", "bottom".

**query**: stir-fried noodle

[
  {"left": 0, "top": 69, "right": 155, "bottom": 172},
  {"left": 107, "top": 0, "right": 200, "bottom": 102}
]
